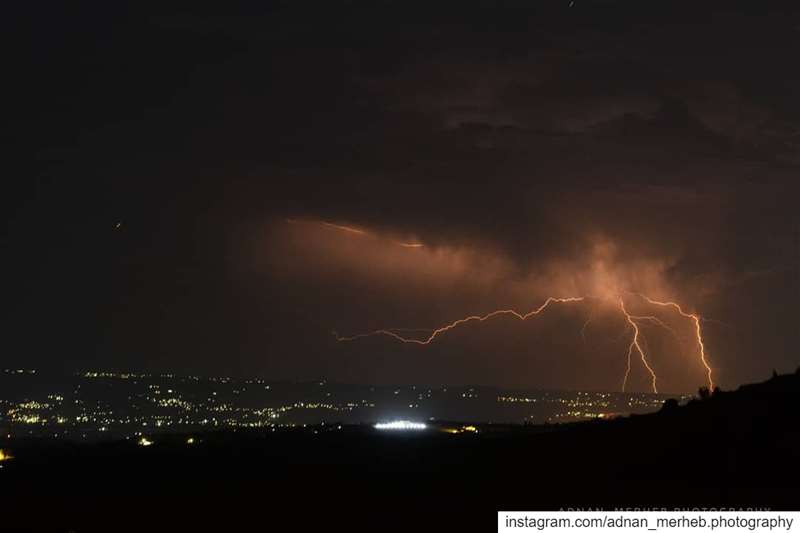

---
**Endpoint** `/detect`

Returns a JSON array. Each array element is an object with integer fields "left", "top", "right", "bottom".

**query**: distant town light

[
  {"left": 137, "top": 437, "right": 153, "bottom": 447},
  {"left": 0, "top": 449, "right": 13, "bottom": 462},
  {"left": 373, "top": 420, "right": 427, "bottom": 431}
]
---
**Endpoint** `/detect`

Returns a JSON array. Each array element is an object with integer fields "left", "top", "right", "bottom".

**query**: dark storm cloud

[{"left": 8, "top": 1, "right": 800, "bottom": 391}]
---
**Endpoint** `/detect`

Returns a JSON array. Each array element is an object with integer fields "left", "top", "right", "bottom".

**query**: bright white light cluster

[{"left": 373, "top": 420, "right": 427, "bottom": 430}]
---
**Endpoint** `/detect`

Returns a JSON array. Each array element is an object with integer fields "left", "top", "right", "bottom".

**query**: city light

[
  {"left": 0, "top": 449, "right": 13, "bottom": 462},
  {"left": 374, "top": 420, "right": 427, "bottom": 430},
  {"left": 0, "top": 369, "right": 682, "bottom": 439},
  {"left": 138, "top": 437, "right": 153, "bottom": 447}
]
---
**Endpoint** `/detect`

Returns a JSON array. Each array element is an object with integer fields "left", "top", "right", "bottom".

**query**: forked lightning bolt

[
  {"left": 633, "top": 293, "right": 715, "bottom": 391},
  {"left": 335, "top": 293, "right": 715, "bottom": 393},
  {"left": 619, "top": 298, "right": 658, "bottom": 393}
]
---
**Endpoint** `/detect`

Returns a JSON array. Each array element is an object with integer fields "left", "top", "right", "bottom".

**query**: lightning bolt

[
  {"left": 619, "top": 298, "right": 658, "bottom": 393},
  {"left": 580, "top": 309, "right": 594, "bottom": 345},
  {"left": 336, "top": 293, "right": 715, "bottom": 394},
  {"left": 627, "top": 315, "right": 682, "bottom": 342},
  {"left": 633, "top": 294, "right": 715, "bottom": 391},
  {"left": 333, "top": 297, "right": 585, "bottom": 344},
  {"left": 322, "top": 222, "right": 368, "bottom": 235}
]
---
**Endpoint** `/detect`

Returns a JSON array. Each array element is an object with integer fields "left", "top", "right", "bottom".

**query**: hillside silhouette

[{"left": 3, "top": 370, "right": 799, "bottom": 532}]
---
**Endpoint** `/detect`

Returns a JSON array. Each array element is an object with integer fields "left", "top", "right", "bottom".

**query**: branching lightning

[
  {"left": 619, "top": 298, "right": 658, "bottom": 393},
  {"left": 334, "top": 297, "right": 585, "bottom": 344},
  {"left": 627, "top": 315, "right": 682, "bottom": 344},
  {"left": 633, "top": 293, "right": 715, "bottom": 391},
  {"left": 288, "top": 218, "right": 717, "bottom": 392},
  {"left": 335, "top": 291, "right": 715, "bottom": 394}
]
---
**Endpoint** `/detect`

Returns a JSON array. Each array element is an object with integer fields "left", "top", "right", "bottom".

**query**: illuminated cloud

[{"left": 254, "top": 214, "right": 721, "bottom": 392}]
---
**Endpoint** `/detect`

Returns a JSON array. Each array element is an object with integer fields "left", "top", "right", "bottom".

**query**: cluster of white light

[{"left": 373, "top": 420, "right": 427, "bottom": 430}]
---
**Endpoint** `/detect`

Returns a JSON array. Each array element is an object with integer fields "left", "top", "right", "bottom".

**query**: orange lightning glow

[
  {"left": 580, "top": 314, "right": 593, "bottom": 345},
  {"left": 322, "top": 222, "right": 368, "bottom": 235},
  {"left": 619, "top": 298, "right": 658, "bottom": 393},
  {"left": 627, "top": 315, "right": 681, "bottom": 342},
  {"left": 291, "top": 219, "right": 426, "bottom": 249},
  {"left": 336, "top": 290, "right": 714, "bottom": 393},
  {"left": 334, "top": 297, "right": 585, "bottom": 344},
  {"left": 634, "top": 294, "right": 715, "bottom": 391}
]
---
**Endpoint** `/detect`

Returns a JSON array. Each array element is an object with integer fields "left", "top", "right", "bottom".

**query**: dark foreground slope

[{"left": 2, "top": 372, "right": 799, "bottom": 532}]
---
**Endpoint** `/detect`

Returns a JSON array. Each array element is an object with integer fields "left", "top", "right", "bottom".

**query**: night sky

[{"left": 7, "top": 1, "right": 800, "bottom": 392}]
